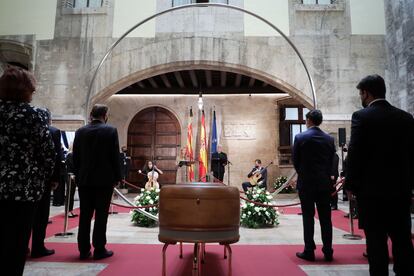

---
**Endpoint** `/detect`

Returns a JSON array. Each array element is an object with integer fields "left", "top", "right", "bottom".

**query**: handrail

[
  {"left": 271, "top": 171, "right": 297, "bottom": 196},
  {"left": 113, "top": 188, "right": 158, "bottom": 221}
]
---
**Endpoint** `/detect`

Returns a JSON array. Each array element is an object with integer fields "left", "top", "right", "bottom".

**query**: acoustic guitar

[{"left": 248, "top": 161, "right": 273, "bottom": 186}]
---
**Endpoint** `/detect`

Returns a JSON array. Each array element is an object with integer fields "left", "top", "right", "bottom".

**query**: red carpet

[
  {"left": 29, "top": 243, "right": 369, "bottom": 276},
  {"left": 29, "top": 206, "right": 370, "bottom": 275},
  {"left": 280, "top": 207, "right": 365, "bottom": 237}
]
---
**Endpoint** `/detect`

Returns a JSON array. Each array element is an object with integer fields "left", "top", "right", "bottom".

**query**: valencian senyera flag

[
  {"left": 186, "top": 107, "right": 194, "bottom": 182},
  {"left": 199, "top": 110, "right": 208, "bottom": 182},
  {"left": 211, "top": 110, "right": 218, "bottom": 154}
]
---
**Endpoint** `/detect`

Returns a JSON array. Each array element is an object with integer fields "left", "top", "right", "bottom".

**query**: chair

[{"left": 159, "top": 183, "right": 240, "bottom": 276}]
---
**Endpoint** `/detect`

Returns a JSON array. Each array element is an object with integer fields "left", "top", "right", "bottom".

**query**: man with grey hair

[{"left": 73, "top": 104, "right": 121, "bottom": 260}]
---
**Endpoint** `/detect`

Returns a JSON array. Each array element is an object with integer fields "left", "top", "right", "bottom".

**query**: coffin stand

[{"left": 158, "top": 183, "right": 240, "bottom": 276}]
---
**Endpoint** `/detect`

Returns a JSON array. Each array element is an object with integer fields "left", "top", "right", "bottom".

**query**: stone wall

[
  {"left": 0, "top": 0, "right": 387, "bottom": 186},
  {"left": 106, "top": 94, "right": 283, "bottom": 189},
  {"left": 0, "top": 0, "right": 383, "bottom": 120},
  {"left": 384, "top": 0, "right": 414, "bottom": 115},
  {"left": 105, "top": 94, "right": 350, "bottom": 189}
]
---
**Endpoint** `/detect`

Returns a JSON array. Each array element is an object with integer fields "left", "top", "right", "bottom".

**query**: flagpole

[{"left": 208, "top": 107, "right": 213, "bottom": 181}]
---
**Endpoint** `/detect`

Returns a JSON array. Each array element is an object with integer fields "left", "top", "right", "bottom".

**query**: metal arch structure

[{"left": 86, "top": 3, "right": 318, "bottom": 118}]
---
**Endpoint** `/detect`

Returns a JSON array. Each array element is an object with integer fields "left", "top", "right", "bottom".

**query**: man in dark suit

[
  {"left": 52, "top": 146, "right": 66, "bottom": 206},
  {"left": 31, "top": 108, "right": 62, "bottom": 258},
  {"left": 211, "top": 145, "right": 228, "bottom": 182},
  {"left": 346, "top": 75, "right": 414, "bottom": 276},
  {"left": 242, "top": 159, "right": 268, "bottom": 192},
  {"left": 119, "top": 145, "right": 130, "bottom": 182},
  {"left": 330, "top": 152, "right": 340, "bottom": 210},
  {"left": 73, "top": 104, "right": 121, "bottom": 260},
  {"left": 293, "top": 109, "right": 335, "bottom": 262}
]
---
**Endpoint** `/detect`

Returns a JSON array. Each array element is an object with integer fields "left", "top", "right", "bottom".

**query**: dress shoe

[
  {"left": 68, "top": 212, "right": 78, "bottom": 218},
  {"left": 93, "top": 249, "right": 113, "bottom": 260},
  {"left": 296, "top": 251, "right": 315, "bottom": 261},
  {"left": 31, "top": 248, "right": 55, "bottom": 258},
  {"left": 80, "top": 251, "right": 91, "bottom": 260},
  {"left": 324, "top": 254, "right": 333, "bottom": 262}
]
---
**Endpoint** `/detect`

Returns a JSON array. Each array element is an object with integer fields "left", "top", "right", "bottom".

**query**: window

[
  {"left": 279, "top": 106, "right": 308, "bottom": 165},
  {"left": 172, "top": 0, "right": 228, "bottom": 7},
  {"left": 72, "top": 0, "right": 103, "bottom": 8},
  {"left": 302, "top": 0, "right": 333, "bottom": 4}
]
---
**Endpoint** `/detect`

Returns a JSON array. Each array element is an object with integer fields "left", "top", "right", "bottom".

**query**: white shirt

[{"left": 368, "top": 98, "right": 387, "bottom": 107}]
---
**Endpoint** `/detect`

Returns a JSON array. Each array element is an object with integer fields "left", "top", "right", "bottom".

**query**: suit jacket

[
  {"left": 346, "top": 100, "right": 414, "bottom": 202},
  {"left": 73, "top": 120, "right": 121, "bottom": 187},
  {"left": 65, "top": 152, "right": 74, "bottom": 174},
  {"left": 293, "top": 127, "right": 335, "bottom": 191},
  {"left": 49, "top": 126, "right": 63, "bottom": 183},
  {"left": 331, "top": 153, "right": 339, "bottom": 180},
  {"left": 211, "top": 152, "right": 228, "bottom": 173}
]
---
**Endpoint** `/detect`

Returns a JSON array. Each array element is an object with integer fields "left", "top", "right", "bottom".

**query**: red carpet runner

[{"left": 29, "top": 206, "right": 369, "bottom": 275}]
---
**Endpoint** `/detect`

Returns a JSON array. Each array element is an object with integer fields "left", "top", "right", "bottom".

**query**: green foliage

[
  {"left": 273, "top": 176, "right": 295, "bottom": 193},
  {"left": 240, "top": 187, "right": 279, "bottom": 228},
  {"left": 131, "top": 188, "right": 159, "bottom": 227}
]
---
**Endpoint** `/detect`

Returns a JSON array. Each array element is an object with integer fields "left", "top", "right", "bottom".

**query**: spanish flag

[
  {"left": 186, "top": 108, "right": 194, "bottom": 181},
  {"left": 199, "top": 110, "right": 208, "bottom": 182}
]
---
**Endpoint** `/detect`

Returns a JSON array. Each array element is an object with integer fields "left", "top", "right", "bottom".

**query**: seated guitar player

[{"left": 242, "top": 159, "right": 269, "bottom": 193}]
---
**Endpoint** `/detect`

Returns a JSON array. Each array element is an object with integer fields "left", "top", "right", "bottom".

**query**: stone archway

[
  {"left": 127, "top": 106, "right": 181, "bottom": 188},
  {"left": 91, "top": 61, "right": 314, "bottom": 108}
]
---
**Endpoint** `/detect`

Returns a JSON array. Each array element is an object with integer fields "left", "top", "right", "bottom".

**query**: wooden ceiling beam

[
  {"left": 234, "top": 74, "right": 242, "bottom": 87},
  {"left": 174, "top": 71, "right": 185, "bottom": 88},
  {"left": 248, "top": 77, "right": 255, "bottom": 87},
  {"left": 189, "top": 70, "right": 198, "bottom": 88},
  {"left": 160, "top": 74, "right": 172, "bottom": 88},
  {"left": 220, "top": 71, "right": 227, "bottom": 87},
  {"left": 148, "top": 77, "right": 159, "bottom": 89},
  {"left": 205, "top": 70, "right": 212, "bottom": 88}
]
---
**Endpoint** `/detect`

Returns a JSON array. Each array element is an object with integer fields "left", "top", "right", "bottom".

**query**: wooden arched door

[{"left": 127, "top": 107, "right": 180, "bottom": 188}]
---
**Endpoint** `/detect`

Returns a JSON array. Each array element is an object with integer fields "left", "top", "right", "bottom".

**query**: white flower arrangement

[
  {"left": 272, "top": 176, "right": 295, "bottom": 193},
  {"left": 131, "top": 187, "right": 159, "bottom": 227},
  {"left": 240, "top": 186, "right": 279, "bottom": 228}
]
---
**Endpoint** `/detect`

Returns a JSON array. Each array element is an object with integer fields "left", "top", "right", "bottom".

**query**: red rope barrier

[
  {"left": 110, "top": 201, "right": 158, "bottom": 209},
  {"left": 239, "top": 195, "right": 301, "bottom": 208},
  {"left": 239, "top": 178, "right": 345, "bottom": 208},
  {"left": 122, "top": 180, "right": 141, "bottom": 190},
  {"left": 120, "top": 177, "right": 345, "bottom": 210}
]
